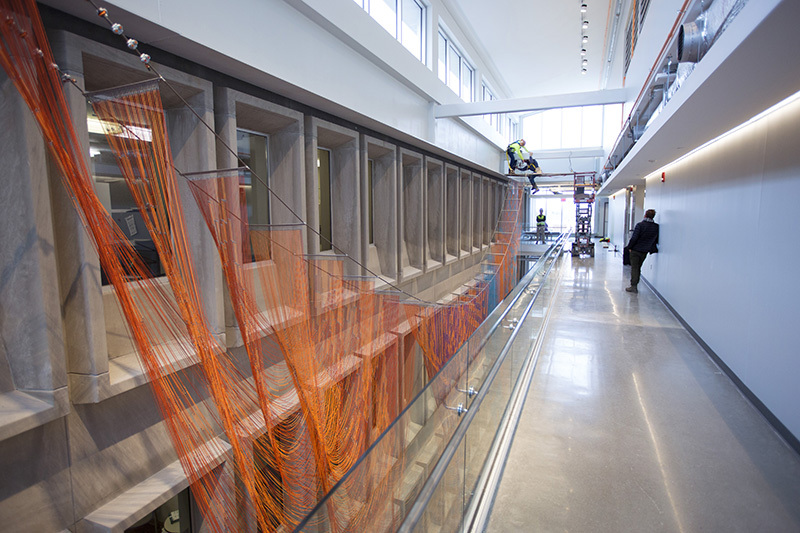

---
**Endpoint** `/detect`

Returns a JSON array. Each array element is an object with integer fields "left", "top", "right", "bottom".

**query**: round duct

[{"left": 678, "top": 21, "right": 704, "bottom": 63}]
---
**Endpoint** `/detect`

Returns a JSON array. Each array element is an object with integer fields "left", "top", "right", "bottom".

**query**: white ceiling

[
  {"left": 446, "top": 0, "right": 800, "bottom": 202},
  {"left": 442, "top": 0, "right": 622, "bottom": 99}
]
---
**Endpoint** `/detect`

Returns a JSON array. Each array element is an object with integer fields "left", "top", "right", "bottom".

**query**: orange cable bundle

[
  {"left": 0, "top": 1, "right": 240, "bottom": 530},
  {"left": 0, "top": 0, "right": 527, "bottom": 530},
  {"left": 188, "top": 171, "right": 406, "bottom": 530}
]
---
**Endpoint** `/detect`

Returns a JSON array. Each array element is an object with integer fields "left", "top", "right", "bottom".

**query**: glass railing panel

[
  {"left": 462, "top": 334, "right": 518, "bottom": 509},
  {"left": 292, "top": 338, "right": 471, "bottom": 532},
  {"left": 462, "top": 244, "right": 567, "bottom": 529},
  {"left": 468, "top": 242, "right": 556, "bottom": 389},
  {"left": 295, "top": 234, "right": 571, "bottom": 533},
  {"left": 414, "top": 436, "right": 467, "bottom": 533},
  {"left": 467, "top": 257, "right": 546, "bottom": 389}
]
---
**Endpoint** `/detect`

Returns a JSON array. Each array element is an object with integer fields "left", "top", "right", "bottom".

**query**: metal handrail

[
  {"left": 291, "top": 232, "right": 569, "bottom": 533},
  {"left": 398, "top": 232, "right": 570, "bottom": 532}
]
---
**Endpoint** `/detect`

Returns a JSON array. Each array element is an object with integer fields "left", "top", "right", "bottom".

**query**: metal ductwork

[
  {"left": 678, "top": 21, "right": 704, "bottom": 63},
  {"left": 599, "top": 0, "right": 748, "bottom": 186},
  {"left": 679, "top": 0, "right": 748, "bottom": 63}
]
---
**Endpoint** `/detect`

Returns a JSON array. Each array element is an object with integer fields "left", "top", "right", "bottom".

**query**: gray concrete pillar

[
  {"left": 47, "top": 30, "right": 109, "bottom": 403},
  {"left": 399, "top": 149, "right": 424, "bottom": 280},
  {"left": 0, "top": 71, "right": 67, "bottom": 398},
  {"left": 425, "top": 157, "right": 444, "bottom": 267},
  {"left": 445, "top": 164, "right": 460, "bottom": 261},
  {"left": 460, "top": 170, "right": 472, "bottom": 254},
  {"left": 362, "top": 136, "right": 398, "bottom": 281},
  {"left": 166, "top": 98, "right": 226, "bottom": 343}
]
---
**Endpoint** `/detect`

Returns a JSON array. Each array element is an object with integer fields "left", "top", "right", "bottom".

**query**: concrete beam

[{"left": 434, "top": 89, "right": 629, "bottom": 118}]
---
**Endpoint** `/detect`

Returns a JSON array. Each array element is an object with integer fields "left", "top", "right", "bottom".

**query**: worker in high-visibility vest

[
  {"left": 525, "top": 156, "right": 542, "bottom": 194},
  {"left": 506, "top": 139, "right": 530, "bottom": 175},
  {"left": 536, "top": 208, "right": 547, "bottom": 244},
  {"left": 508, "top": 140, "right": 544, "bottom": 194}
]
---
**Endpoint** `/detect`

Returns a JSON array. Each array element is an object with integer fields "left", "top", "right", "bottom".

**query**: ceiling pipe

[
  {"left": 601, "top": 0, "right": 625, "bottom": 89},
  {"left": 599, "top": 0, "right": 692, "bottom": 181},
  {"left": 599, "top": 0, "right": 749, "bottom": 187},
  {"left": 679, "top": 0, "right": 748, "bottom": 63}
]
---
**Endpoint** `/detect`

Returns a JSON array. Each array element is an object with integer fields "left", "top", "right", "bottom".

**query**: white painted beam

[
  {"left": 434, "top": 89, "right": 630, "bottom": 118},
  {"left": 533, "top": 148, "right": 606, "bottom": 159}
]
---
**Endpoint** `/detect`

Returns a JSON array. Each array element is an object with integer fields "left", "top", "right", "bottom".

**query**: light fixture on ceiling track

[{"left": 581, "top": 2, "right": 589, "bottom": 75}]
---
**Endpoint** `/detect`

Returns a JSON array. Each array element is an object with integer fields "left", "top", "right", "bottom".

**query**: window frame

[
  {"left": 438, "top": 28, "right": 474, "bottom": 102},
  {"left": 317, "top": 148, "right": 333, "bottom": 252},
  {"left": 236, "top": 127, "right": 271, "bottom": 231},
  {"left": 356, "top": 0, "right": 427, "bottom": 63},
  {"left": 399, "top": 0, "right": 426, "bottom": 62},
  {"left": 367, "top": 158, "right": 374, "bottom": 245},
  {"left": 522, "top": 104, "right": 618, "bottom": 151},
  {"left": 88, "top": 108, "right": 165, "bottom": 283}
]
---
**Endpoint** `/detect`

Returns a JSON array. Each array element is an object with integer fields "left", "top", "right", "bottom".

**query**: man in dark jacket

[{"left": 625, "top": 209, "right": 659, "bottom": 293}]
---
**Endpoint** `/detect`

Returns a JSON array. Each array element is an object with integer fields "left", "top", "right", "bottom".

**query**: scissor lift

[{"left": 571, "top": 173, "right": 596, "bottom": 257}]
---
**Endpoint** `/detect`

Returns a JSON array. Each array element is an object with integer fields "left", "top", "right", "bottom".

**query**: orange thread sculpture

[{"left": 0, "top": 1, "right": 526, "bottom": 530}]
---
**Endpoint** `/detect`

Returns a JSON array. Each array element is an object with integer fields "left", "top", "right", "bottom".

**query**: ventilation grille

[
  {"left": 624, "top": 18, "right": 633, "bottom": 74},
  {"left": 623, "top": 0, "right": 651, "bottom": 75}
]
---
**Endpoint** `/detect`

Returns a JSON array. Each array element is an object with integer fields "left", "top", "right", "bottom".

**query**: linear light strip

[{"left": 643, "top": 89, "right": 800, "bottom": 181}]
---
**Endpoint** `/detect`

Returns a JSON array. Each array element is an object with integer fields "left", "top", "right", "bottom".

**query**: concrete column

[
  {"left": 483, "top": 178, "right": 492, "bottom": 245},
  {"left": 399, "top": 149, "right": 424, "bottom": 280},
  {"left": 424, "top": 157, "right": 444, "bottom": 267},
  {"left": 330, "top": 138, "right": 361, "bottom": 275},
  {"left": 270, "top": 125, "right": 307, "bottom": 229},
  {"left": 363, "top": 136, "right": 398, "bottom": 281},
  {"left": 472, "top": 175, "right": 483, "bottom": 250},
  {"left": 308, "top": 118, "right": 361, "bottom": 275},
  {"left": 0, "top": 70, "right": 68, "bottom": 410},
  {"left": 213, "top": 86, "right": 238, "bottom": 170},
  {"left": 460, "top": 170, "right": 472, "bottom": 254},
  {"left": 0, "top": 419, "right": 73, "bottom": 530},
  {"left": 47, "top": 30, "right": 109, "bottom": 403},
  {"left": 212, "top": 86, "right": 240, "bottom": 348},
  {"left": 304, "top": 116, "right": 320, "bottom": 255},
  {"left": 445, "top": 164, "right": 460, "bottom": 261},
  {"left": 166, "top": 95, "right": 226, "bottom": 343}
]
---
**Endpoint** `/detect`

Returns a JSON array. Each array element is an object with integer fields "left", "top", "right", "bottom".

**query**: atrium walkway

[{"left": 486, "top": 244, "right": 800, "bottom": 532}]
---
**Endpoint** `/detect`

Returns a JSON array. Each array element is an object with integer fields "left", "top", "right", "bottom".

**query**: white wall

[
  {"left": 68, "top": 0, "right": 506, "bottom": 170},
  {"left": 641, "top": 93, "right": 800, "bottom": 441},
  {"left": 607, "top": 189, "right": 628, "bottom": 249}
]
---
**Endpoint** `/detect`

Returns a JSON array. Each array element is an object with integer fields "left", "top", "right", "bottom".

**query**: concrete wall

[
  {"left": 616, "top": 93, "right": 800, "bottom": 443},
  {"left": 0, "top": 11, "right": 512, "bottom": 531},
  {"left": 41, "top": 0, "right": 508, "bottom": 173},
  {"left": 425, "top": 157, "right": 445, "bottom": 266},
  {"left": 363, "top": 135, "right": 399, "bottom": 280}
]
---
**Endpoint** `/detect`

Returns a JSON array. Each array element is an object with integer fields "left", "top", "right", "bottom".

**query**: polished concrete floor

[{"left": 486, "top": 245, "right": 800, "bottom": 532}]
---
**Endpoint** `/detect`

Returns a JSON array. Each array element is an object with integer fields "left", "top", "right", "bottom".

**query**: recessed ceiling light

[
  {"left": 582, "top": 20, "right": 589, "bottom": 29},
  {"left": 581, "top": 68, "right": 587, "bottom": 74},
  {"left": 582, "top": 59, "right": 588, "bottom": 66},
  {"left": 581, "top": 48, "right": 587, "bottom": 56},
  {"left": 582, "top": 35, "right": 589, "bottom": 43},
  {"left": 581, "top": 3, "right": 588, "bottom": 13}
]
